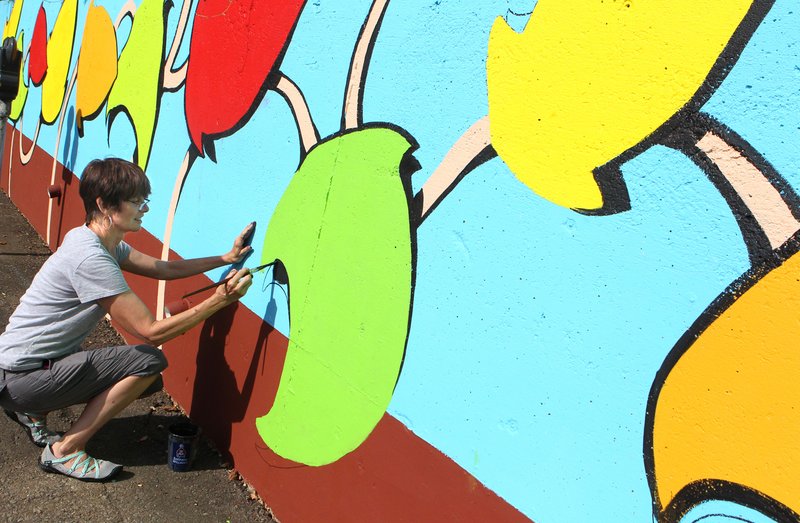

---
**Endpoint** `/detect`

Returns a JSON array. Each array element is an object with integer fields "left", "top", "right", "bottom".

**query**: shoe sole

[
  {"left": 3, "top": 409, "right": 46, "bottom": 448},
  {"left": 39, "top": 458, "right": 123, "bottom": 482}
]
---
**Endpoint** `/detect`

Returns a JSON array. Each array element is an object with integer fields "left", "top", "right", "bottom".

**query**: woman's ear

[{"left": 95, "top": 196, "right": 107, "bottom": 215}]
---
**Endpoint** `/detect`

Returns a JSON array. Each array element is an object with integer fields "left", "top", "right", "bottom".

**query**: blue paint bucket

[{"left": 167, "top": 422, "right": 200, "bottom": 472}]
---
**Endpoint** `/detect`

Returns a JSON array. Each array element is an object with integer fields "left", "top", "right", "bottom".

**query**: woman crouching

[{"left": 0, "top": 158, "right": 252, "bottom": 481}]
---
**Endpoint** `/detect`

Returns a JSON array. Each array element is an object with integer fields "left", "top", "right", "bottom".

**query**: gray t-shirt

[{"left": 0, "top": 225, "right": 131, "bottom": 371}]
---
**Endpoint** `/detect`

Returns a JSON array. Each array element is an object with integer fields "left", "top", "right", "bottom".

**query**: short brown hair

[{"left": 79, "top": 158, "right": 151, "bottom": 224}]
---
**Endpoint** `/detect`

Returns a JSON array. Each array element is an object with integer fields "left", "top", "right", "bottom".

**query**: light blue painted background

[{"left": 3, "top": 0, "right": 797, "bottom": 521}]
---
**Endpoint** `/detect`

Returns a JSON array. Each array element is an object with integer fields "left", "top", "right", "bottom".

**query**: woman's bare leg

[{"left": 51, "top": 374, "right": 158, "bottom": 458}]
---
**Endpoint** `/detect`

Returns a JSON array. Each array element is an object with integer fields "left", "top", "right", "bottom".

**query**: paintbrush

[{"left": 181, "top": 261, "right": 276, "bottom": 299}]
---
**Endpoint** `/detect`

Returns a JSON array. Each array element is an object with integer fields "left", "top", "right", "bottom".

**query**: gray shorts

[{"left": 0, "top": 344, "right": 167, "bottom": 415}]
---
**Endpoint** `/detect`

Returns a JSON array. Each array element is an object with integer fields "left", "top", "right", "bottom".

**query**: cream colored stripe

[
  {"left": 418, "top": 116, "right": 492, "bottom": 222},
  {"left": 343, "top": 0, "right": 389, "bottom": 130},
  {"left": 697, "top": 131, "right": 800, "bottom": 250},
  {"left": 274, "top": 73, "right": 318, "bottom": 154},
  {"left": 156, "top": 149, "right": 192, "bottom": 323}
]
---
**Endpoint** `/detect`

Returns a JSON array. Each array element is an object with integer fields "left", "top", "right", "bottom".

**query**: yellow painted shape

[
  {"left": 487, "top": 0, "right": 753, "bottom": 211},
  {"left": 76, "top": 2, "right": 117, "bottom": 129},
  {"left": 3, "top": 0, "right": 24, "bottom": 40},
  {"left": 652, "top": 251, "right": 800, "bottom": 513},
  {"left": 9, "top": 31, "right": 27, "bottom": 122},
  {"left": 41, "top": 0, "right": 77, "bottom": 125}
]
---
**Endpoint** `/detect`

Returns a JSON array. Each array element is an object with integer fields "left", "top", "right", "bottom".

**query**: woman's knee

[
  {"left": 128, "top": 346, "right": 166, "bottom": 398},
  {"left": 133, "top": 344, "right": 168, "bottom": 374}
]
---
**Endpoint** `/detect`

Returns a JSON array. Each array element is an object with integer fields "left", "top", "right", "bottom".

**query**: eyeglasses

[{"left": 127, "top": 198, "right": 150, "bottom": 211}]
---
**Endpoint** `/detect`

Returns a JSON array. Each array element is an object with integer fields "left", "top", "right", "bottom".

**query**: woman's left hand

[{"left": 222, "top": 222, "right": 255, "bottom": 264}]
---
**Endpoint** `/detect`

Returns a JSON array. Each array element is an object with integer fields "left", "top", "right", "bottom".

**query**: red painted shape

[
  {"left": 29, "top": 6, "right": 48, "bottom": 86},
  {"left": 1, "top": 126, "right": 531, "bottom": 523},
  {"left": 184, "top": 0, "right": 305, "bottom": 156}
]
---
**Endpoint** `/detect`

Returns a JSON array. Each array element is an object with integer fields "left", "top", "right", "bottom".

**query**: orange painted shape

[
  {"left": 76, "top": 2, "right": 117, "bottom": 132},
  {"left": 652, "top": 252, "right": 800, "bottom": 513}
]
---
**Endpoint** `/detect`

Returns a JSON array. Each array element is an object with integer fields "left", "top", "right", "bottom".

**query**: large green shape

[
  {"left": 257, "top": 126, "right": 415, "bottom": 466},
  {"left": 106, "top": 0, "right": 165, "bottom": 169},
  {"left": 9, "top": 31, "right": 27, "bottom": 122}
]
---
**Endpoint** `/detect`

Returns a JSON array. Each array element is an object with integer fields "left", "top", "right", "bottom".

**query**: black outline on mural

[
  {"left": 399, "top": 142, "right": 422, "bottom": 391},
  {"left": 662, "top": 112, "right": 800, "bottom": 266},
  {"left": 183, "top": 0, "right": 308, "bottom": 162},
  {"left": 115, "top": 0, "right": 137, "bottom": 27},
  {"left": 643, "top": 230, "right": 800, "bottom": 522},
  {"left": 574, "top": 160, "right": 632, "bottom": 216},
  {"left": 161, "top": 0, "right": 193, "bottom": 93},
  {"left": 629, "top": 3, "right": 800, "bottom": 519},
  {"left": 661, "top": 479, "right": 800, "bottom": 523},
  {"left": 106, "top": 0, "right": 172, "bottom": 171},
  {"left": 574, "top": 0, "right": 775, "bottom": 216},
  {"left": 503, "top": 8, "right": 533, "bottom": 30}
]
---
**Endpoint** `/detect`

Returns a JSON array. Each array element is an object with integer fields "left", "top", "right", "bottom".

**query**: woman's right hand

[
  {"left": 215, "top": 268, "right": 253, "bottom": 304},
  {"left": 100, "top": 267, "right": 253, "bottom": 346}
]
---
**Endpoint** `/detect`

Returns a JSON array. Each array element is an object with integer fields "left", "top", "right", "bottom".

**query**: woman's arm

[
  {"left": 98, "top": 268, "right": 252, "bottom": 346},
  {"left": 121, "top": 222, "right": 254, "bottom": 280}
]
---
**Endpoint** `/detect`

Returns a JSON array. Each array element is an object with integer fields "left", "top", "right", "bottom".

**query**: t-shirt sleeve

[
  {"left": 71, "top": 253, "right": 131, "bottom": 303},
  {"left": 116, "top": 240, "right": 132, "bottom": 262}
]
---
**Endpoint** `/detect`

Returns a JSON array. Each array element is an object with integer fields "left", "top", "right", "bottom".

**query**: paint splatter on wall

[{"left": 2, "top": 0, "right": 799, "bottom": 521}]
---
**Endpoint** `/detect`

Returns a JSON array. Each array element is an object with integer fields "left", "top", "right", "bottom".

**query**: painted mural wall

[{"left": 1, "top": 0, "right": 799, "bottom": 521}]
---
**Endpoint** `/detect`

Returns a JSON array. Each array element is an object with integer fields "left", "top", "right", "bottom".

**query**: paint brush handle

[{"left": 181, "top": 262, "right": 275, "bottom": 299}]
